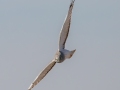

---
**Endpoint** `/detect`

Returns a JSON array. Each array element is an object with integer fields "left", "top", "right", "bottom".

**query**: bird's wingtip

[
  {"left": 70, "top": 0, "right": 75, "bottom": 6},
  {"left": 71, "top": 0, "right": 75, "bottom": 3},
  {"left": 28, "top": 84, "right": 33, "bottom": 90},
  {"left": 28, "top": 88, "right": 31, "bottom": 90}
]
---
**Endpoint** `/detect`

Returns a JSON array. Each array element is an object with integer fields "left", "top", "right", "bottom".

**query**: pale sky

[{"left": 0, "top": 0, "right": 120, "bottom": 90}]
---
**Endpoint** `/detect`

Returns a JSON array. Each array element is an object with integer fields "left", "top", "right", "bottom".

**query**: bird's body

[
  {"left": 28, "top": 0, "right": 76, "bottom": 90},
  {"left": 54, "top": 49, "right": 76, "bottom": 63}
]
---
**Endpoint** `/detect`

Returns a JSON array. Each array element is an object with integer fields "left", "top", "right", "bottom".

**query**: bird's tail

[{"left": 68, "top": 49, "right": 76, "bottom": 58}]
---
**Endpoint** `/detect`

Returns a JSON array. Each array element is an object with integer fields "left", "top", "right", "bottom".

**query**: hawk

[{"left": 28, "top": 0, "right": 76, "bottom": 90}]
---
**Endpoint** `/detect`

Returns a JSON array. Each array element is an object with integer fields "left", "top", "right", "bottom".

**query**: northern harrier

[{"left": 28, "top": 0, "right": 76, "bottom": 90}]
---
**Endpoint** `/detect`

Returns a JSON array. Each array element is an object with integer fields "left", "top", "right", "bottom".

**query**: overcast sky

[{"left": 0, "top": 0, "right": 120, "bottom": 90}]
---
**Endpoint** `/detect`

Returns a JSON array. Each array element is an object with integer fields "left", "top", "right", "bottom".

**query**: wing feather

[
  {"left": 28, "top": 60, "right": 56, "bottom": 90},
  {"left": 59, "top": 0, "right": 75, "bottom": 49}
]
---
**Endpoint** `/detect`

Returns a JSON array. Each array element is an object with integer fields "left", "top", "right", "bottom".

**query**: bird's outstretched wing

[
  {"left": 59, "top": 0, "right": 75, "bottom": 50},
  {"left": 28, "top": 60, "right": 56, "bottom": 90}
]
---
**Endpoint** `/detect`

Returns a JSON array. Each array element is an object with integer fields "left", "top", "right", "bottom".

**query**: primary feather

[
  {"left": 59, "top": 0, "right": 75, "bottom": 50},
  {"left": 28, "top": 60, "right": 56, "bottom": 90}
]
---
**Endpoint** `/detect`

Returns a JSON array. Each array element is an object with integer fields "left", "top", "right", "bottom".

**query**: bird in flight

[{"left": 28, "top": 0, "right": 76, "bottom": 90}]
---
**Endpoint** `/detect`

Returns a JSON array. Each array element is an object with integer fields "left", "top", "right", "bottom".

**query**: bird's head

[{"left": 54, "top": 51, "right": 64, "bottom": 63}]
